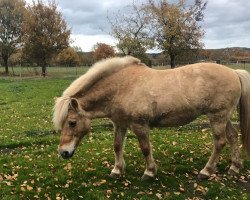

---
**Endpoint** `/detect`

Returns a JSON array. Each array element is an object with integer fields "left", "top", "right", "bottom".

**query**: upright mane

[
  {"left": 53, "top": 56, "right": 141, "bottom": 130},
  {"left": 63, "top": 56, "right": 140, "bottom": 97}
]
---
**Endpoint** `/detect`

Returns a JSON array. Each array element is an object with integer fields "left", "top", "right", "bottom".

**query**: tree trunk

[
  {"left": 41, "top": 65, "right": 46, "bottom": 77},
  {"left": 170, "top": 54, "right": 175, "bottom": 69},
  {"left": 3, "top": 55, "right": 9, "bottom": 74}
]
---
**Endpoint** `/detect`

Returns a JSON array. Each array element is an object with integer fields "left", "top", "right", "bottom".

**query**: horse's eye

[{"left": 68, "top": 121, "right": 76, "bottom": 128}]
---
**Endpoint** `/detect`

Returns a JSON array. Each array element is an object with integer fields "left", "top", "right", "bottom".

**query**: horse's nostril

[
  {"left": 61, "top": 151, "right": 70, "bottom": 158},
  {"left": 60, "top": 150, "right": 75, "bottom": 159}
]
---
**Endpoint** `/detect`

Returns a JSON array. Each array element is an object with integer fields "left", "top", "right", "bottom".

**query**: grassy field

[{"left": 1, "top": 66, "right": 250, "bottom": 199}]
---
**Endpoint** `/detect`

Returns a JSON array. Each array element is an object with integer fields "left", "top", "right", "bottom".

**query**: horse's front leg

[
  {"left": 110, "top": 125, "right": 127, "bottom": 178},
  {"left": 131, "top": 123, "right": 157, "bottom": 180}
]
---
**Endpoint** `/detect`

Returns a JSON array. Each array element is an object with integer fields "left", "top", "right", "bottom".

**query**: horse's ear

[{"left": 70, "top": 98, "right": 80, "bottom": 111}]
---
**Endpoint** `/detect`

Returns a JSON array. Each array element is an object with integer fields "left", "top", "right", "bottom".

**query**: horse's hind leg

[
  {"left": 199, "top": 113, "right": 227, "bottom": 179},
  {"left": 131, "top": 123, "right": 157, "bottom": 180},
  {"left": 110, "top": 124, "right": 127, "bottom": 178},
  {"left": 226, "top": 121, "right": 242, "bottom": 175}
]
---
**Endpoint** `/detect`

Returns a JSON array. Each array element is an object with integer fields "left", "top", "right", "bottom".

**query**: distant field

[
  {"left": 0, "top": 66, "right": 250, "bottom": 199},
  {"left": 1, "top": 62, "right": 250, "bottom": 78},
  {"left": 226, "top": 63, "right": 250, "bottom": 71},
  {"left": 0, "top": 66, "right": 89, "bottom": 78}
]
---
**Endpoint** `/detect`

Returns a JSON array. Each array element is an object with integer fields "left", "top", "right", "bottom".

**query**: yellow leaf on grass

[
  {"left": 37, "top": 187, "right": 42, "bottom": 193},
  {"left": 27, "top": 185, "right": 33, "bottom": 191},
  {"left": 106, "top": 190, "right": 112, "bottom": 195},
  {"left": 156, "top": 193, "right": 162, "bottom": 199},
  {"left": 172, "top": 141, "right": 177, "bottom": 146},
  {"left": 5, "top": 181, "right": 12, "bottom": 186}
]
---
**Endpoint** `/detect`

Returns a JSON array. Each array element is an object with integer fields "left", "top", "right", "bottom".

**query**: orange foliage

[{"left": 93, "top": 43, "right": 115, "bottom": 61}]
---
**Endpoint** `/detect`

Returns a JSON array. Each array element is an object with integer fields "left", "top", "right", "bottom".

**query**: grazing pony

[{"left": 53, "top": 56, "right": 250, "bottom": 180}]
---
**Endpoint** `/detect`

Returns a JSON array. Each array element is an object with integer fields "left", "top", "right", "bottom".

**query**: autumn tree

[
  {"left": 108, "top": 3, "right": 153, "bottom": 60},
  {"left": 56, "top": 47, "right": 80, "bottom": 67},
  {"left": 81, "top": 52, "right": 94, "bottom": 66},
  {"left": 145, "top": 0, "right": 207, "bottom": 68},
  {"left": 22, "top": 0, "right": 70, "bottom": 76},
  {"left": 93, "top": 43, "right": 115, "bottom": 61},
  {"left": 0, "top": 0, "right": 25, "bottom": 74}
]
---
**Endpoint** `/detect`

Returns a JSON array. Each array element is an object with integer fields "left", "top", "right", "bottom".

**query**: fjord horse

[{"left": 53, "top": 56, "right": 250, "bottom": 180}]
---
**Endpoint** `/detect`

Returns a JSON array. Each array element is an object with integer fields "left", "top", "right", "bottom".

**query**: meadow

[{"left": 1, "top": 65, "right": 250, "bottom": 199}]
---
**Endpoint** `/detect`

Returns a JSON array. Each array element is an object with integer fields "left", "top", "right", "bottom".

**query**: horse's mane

[{"left": 53, "top": 56, "right": 141, "bottom": 130}]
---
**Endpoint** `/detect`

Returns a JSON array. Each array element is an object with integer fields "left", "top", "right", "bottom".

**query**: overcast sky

[{"left": 26, "top": 0, "right": 250, "bottom": 51}]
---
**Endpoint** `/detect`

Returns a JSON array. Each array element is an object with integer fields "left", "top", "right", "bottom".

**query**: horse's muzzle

[{"left": 60, "top": 150, "right": 75, "bottom": 159}]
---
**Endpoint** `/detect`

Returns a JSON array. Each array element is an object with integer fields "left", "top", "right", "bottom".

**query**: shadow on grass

[
  {"left": 24, "top": 129, "right": 55, "bottom": 137},
  {"left": 0, "top": 130, "right": 57, "bottom": 154},
  {"left": 238, "top": 181, "right": 250, "bottom": 192},
  {"left": 0, "top": 141, "right": 43, "bottom": 154}
]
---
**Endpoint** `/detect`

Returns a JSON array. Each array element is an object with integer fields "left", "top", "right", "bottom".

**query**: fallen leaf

[
  {"left": 137, "top": 191, "right": 145, "bottom": 195},
  {"left": 82, "top": 182, "right": 88, "bottom": 187},
  {"left": 179, "top": 187, "right": 185, "bottom": 192},
  {"left": 106, "top": 190, "right": 112, "bottom": 195},
  {"left": 156, "top": 193, "right": 162, "bottom": 199},
  {"left": 5, "top": 181, "right": 12, "bottom": 186},
  {"left": 27, "top": 185, "right": 33, "bottom": 191}
]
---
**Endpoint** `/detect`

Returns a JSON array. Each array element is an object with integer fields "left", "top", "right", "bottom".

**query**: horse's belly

[{"left": 150, "top": 111, "right": 200, "bottom": 127}]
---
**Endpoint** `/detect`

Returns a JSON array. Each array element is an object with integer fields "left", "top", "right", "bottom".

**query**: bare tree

[{"left": 108, "top": 2, "right": 154, "bottom": 61}]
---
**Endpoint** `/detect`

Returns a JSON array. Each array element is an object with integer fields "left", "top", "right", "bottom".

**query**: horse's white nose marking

[{"left": 59, "top": 138, "right": 77, "bottom": 154}]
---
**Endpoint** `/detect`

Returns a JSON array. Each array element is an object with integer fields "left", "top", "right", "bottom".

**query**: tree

[
  {"left": 72, "top": 45, "right": 82, "bottom": 53},
  {"left": 108, "top": 3, "right": 154, "bottom": 60},
  {"left": 56, "top": 47, "right": 80, "bottom": 67},
  {"left": 145, "top": 0, "right": 207, "bottom": 68},
  {"left": 22, "top": 0, "right": 70, "bottom": 76},
  {"left": 0, "top": 0, "right": 25, "bottom": 74},
  {"left": 81, "top": 52, "right": 94, "bottom": 66},
  {"left": 93, "top": 43, "right": 115, "bottom": 61}
]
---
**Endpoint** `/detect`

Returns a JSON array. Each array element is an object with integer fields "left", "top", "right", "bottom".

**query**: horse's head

[{"left": 56, "top": 98, "right": 91, "bottom": 159}]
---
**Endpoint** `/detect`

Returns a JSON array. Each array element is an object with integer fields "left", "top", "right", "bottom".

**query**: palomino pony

[{"left": 53, "top": 56, "right": 250, "bottom": 180}]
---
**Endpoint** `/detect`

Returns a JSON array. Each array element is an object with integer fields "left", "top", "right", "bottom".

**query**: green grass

[{"left": 0, "top": 67, "right": 250, "bottom": 199}]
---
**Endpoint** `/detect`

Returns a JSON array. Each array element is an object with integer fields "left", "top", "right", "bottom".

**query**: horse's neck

[{"left": 77, "top": 82, "right": 115, "bottom": 119}]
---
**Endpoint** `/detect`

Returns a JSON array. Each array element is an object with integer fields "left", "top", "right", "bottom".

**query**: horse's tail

[{"left": 236, "top": 69, "right": 250, "bottom": 155}]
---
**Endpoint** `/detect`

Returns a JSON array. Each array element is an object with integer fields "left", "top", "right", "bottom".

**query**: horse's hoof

[
  {"left": 109, "top": 172, "right": 121, "bottom": 179},
  {"left": 197, "top": 173, "right": 209, "bottom": 180},
  {"left": 141, "top": 174, "right": 155, "bottom": 181}
]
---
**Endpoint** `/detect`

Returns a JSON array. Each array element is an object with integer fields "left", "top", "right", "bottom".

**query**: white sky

[{"left": 25, "top": 0, "right": 250, "bottom": 52}]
